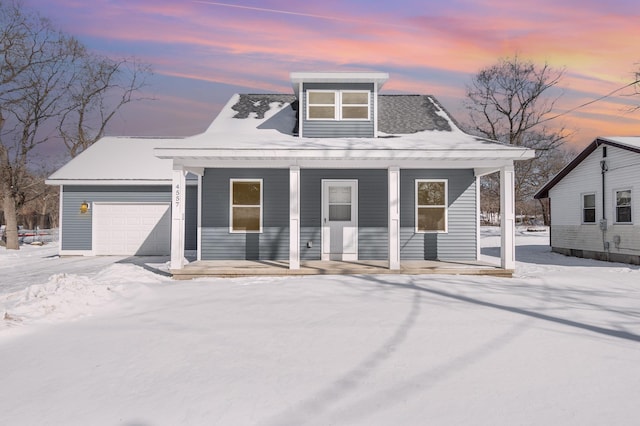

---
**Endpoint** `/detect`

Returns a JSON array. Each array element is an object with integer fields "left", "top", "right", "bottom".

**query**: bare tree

[
  {"left": 59, "top": 56, "right": 151, "bottom": 158},
  {"left": 0, "top": 1, "right": 83, "bottom": 249},
  {"left": 0, "top": 1, "right": 151, "bottom": 249},
  {"left": 634, "top": 68, "right": 640, "bottom": 109},
  {"left": 464, "top": 55, "right": 571, "bottom": 223}
]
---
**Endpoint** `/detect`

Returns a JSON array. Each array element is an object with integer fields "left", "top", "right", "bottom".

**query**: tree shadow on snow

[{"left": 264, "top": 273, "right": 640, "bottom": 425}]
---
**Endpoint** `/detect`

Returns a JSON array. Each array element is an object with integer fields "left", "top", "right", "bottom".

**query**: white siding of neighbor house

[{"left": 549, "top": 144, "right": 640, "bottom": 259}]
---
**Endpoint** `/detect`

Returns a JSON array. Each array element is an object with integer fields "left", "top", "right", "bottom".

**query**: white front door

[{"left": 322, "top": 180, "right": 358, "bottom": 261}]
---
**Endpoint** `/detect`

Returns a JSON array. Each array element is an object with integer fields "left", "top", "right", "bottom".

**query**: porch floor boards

[{"left": 171, "top": 259, "right": 512, "bottom": 279}]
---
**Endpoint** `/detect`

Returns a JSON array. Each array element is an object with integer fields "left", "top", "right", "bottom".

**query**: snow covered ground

[{"left": 1, "top": 228, "right": 639, "bottom": 425}]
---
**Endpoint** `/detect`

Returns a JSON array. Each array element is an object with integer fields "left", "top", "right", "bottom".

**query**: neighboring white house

[{"left": 535, "top": 137, "right": 640, "bottom": 265}]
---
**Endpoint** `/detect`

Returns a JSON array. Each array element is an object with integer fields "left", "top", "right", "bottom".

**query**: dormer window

[{"left": 307, "top": 90, "right": 370, "bottom": 121}]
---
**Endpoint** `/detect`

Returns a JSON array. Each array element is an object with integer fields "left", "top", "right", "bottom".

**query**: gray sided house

[
  {"left": 48, "top": 71, "right": 534, "bottom": 275},
  {"left": 535, "top": 137, "right": 640, "bottom": 265}
]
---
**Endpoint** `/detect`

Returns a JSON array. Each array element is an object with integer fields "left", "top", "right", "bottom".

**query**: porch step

[{"left": 170, "top": 260, "right": 512, "bottom": 280}]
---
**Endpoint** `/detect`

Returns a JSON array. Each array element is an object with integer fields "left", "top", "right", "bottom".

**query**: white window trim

[
  {"left": 306, "top": 90, "right": 370, "bottom": 121},
  {"left": 415, "top": 179, "right": 448, "bottom": 233},
  {"left": 306, "top": 89, "right": 337, "bottom": 120},
  {"left": 614, "top": 188, "right": 632, "bottom": 224},
  {"left": 581, "top": 192, "right": 597, "bottom": 224},
  {"left": 229, "top": 178, "right": 263, "bottom": 233}
]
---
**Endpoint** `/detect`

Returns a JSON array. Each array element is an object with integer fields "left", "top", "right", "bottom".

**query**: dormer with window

[{"left": 291, "top": 72, "right": 389, "bottom": 138}]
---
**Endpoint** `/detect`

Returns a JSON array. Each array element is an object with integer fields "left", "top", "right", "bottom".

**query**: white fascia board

[
  {"left": 46, "top": 179, "right": 172, "bottom": 186},
  {"left": 157, "top": 147, "right": 535, "bottom": 162},
  {"left": 170, "top": 158, "right": 523, "bottom": 170},
  {"left": 290, "top": 71, "right": 389, "bottom": 95}
]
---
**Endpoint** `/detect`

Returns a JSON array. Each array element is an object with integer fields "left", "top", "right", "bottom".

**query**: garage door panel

[{"left": 94, "top": 203, "right": 171, "bottom": 255}]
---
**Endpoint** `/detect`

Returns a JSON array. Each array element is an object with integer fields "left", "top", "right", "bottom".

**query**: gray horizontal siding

[
  {"left": 302, "top": 82, "right": 374, "bottom": 138},
  {"left": 400, "top": 170, "right": 477, "bottom": 260},
  {"left": 201, "top": 169, "right": 289, "bottom": 260},
  {"left": 300, "top": 169, "right": 388, "bottom": 261},
  {"left": 185, "top": 185, "right": 198, "bottom": 250},
  {"left": 61, "top": 185, "right": 171, "bottom": 252}
]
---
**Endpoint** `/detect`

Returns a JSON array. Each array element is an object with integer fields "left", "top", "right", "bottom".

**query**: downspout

[{"left": 600, "top": 145, "right": 608, "bottom": 257}]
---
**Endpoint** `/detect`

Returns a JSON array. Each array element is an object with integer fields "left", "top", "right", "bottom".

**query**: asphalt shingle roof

[{"left": 230, "top": 94, "right": 457, "bottom": 135}]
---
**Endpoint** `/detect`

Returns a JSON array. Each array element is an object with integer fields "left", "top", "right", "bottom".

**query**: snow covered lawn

[{"left": 1, "top": 229, "right": 639, "bottom": 425}]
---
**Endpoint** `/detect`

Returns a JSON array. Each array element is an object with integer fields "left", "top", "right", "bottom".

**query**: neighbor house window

[
  {"left": 582, "top": 193, "right": 596, "bottom": 223},
  {"left": 230, "top": 179, "right": 262, "bottom": 232},
  {"left": 615, "top": 189, "right": 632, "bottom": 223},
  {"left": 416, "top": 180, "right": 447, "bottom": 232},
  {"left": 307, "top": 90, "right": 369, "bottom": 120}
]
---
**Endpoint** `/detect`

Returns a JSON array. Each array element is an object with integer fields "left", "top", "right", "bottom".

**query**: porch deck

[{"left": 171, "top": 259, "right": 512, "bottom": 279}]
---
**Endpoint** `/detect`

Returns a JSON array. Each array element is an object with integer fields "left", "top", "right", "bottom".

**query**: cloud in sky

[{"left": 23, "top": 0, "right": 640, "bottom": 146}]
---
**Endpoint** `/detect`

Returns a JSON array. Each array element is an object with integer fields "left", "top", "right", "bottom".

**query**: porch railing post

[
  {"left": 500, "top": 164, "right": 516, "bottom": 270},
  {"left": 170, "top": 167, "right": 187, "bottom": 270},
  {"left": 388, "top": 166, "right": 400, "bottom": 270},
  {"left": 289, "top": 166, "right": 300, "bottom": 269}
]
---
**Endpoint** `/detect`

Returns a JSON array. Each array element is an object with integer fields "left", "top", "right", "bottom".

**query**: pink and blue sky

[{"left": 26, "top": 0, "right": 640, "bottom": 149}]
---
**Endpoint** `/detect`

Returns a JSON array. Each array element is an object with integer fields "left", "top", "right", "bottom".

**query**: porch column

[
  {"left": 289, "top": 166, "right": 300, "bottom": 269},
  {"left": 388, "top": 166, "right": 400, "bottom": 270},
  {"left": 170, "top": 167, "right": 187, "bottom": 270},
  {"left": 500, "top": 164, "right": 516, "bottom": 270}
]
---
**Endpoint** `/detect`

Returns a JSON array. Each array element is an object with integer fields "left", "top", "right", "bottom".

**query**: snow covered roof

[
  {"left": 154, "top": 93, "right": 534, "bottom": 169},
  {"left": 48, "top": 91, "right": 535, "bottom": 184},
  {"left": 597, "top": 136, "right": 640, "bottom": 150},
  {"left": 535, "top": 136, "right": 640, "bottom": 199},
  {"left": 46, "top": 137, "right": 184, "bottom": 185}
]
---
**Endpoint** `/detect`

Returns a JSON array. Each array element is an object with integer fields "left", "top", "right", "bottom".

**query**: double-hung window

[
  {"left": 230, "top": 179, "right": 262, "bottom": 232},
  {"left": 582, "top": 193, "right": 596, "bottom": 223},
  {"left": 307, "top": 90, "right": 369, "bottom": 120},
  {"left": 416, "top": 180, "right": 447, "bottom": 232},
  {"left": 615, "top": 189, "right": 632, "bottom": 223}
]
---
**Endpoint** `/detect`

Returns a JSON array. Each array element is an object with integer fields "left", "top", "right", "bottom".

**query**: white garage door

[{"left": 93, "top": 203, "right": 171, "bottom": 255}]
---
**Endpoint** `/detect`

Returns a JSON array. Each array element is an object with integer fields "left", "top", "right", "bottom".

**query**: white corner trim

[{"left": 197, "top": 173, "right": 202, "bottom": 261}]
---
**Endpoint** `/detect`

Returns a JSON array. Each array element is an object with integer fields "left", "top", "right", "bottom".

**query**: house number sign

[{"left": 174, "top": 183, "right": 181, "bottom": 209}]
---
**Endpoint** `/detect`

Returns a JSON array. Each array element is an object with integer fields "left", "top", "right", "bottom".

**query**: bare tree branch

[
  {"left": 0, "top": 1, "right": 152, "bottom": 249},
  {"left": 464, "top": 55, "right": 571, "bottom": 225}
]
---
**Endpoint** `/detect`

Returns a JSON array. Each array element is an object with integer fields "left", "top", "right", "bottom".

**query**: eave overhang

[
  {"left": 45, "top": 179, "right": 172, "bottom": 186},
  {"left": 290, "top": 71, "right": 389, "bottom": 96},
  {"left": 155, "top": 146, "right": 535, "bottom": 171}
]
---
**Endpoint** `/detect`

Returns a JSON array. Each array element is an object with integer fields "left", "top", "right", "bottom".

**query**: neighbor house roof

[{"left": 534, "top": 136, "right": 640, "bottom": 199}]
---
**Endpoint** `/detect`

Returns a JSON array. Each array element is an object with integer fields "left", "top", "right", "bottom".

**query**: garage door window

[{"left": 230, "top": 179, "right": 262, "bottom": 232}]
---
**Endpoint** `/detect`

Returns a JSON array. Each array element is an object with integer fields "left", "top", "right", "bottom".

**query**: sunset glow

[{"left": 26, "top": 0, "right": 640, "bottom": 147}]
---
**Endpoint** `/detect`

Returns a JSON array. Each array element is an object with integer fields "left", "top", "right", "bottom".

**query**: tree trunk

[
  {"left": 3, "top": 188, "right": 20, "bottom": 249},
  {"left": 538, "top": 198, "right": 550, "bottom": 226}
]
